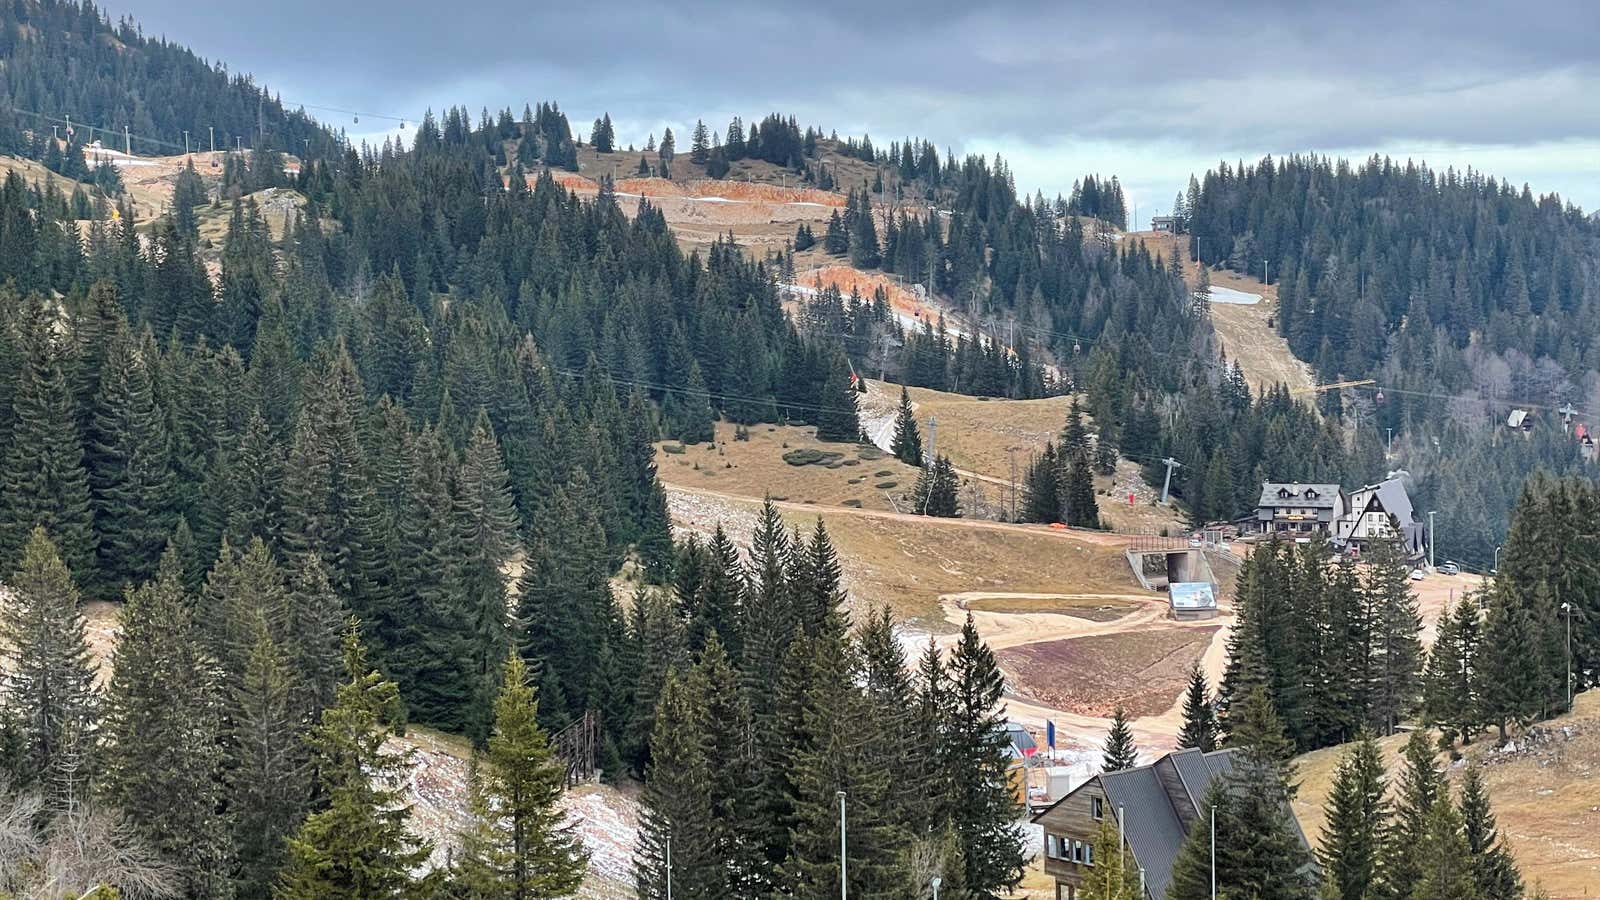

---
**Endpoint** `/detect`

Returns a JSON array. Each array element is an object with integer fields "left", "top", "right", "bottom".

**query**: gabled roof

[
  {"left": 1348, "top": 477, "right": 1417, "bottom": 527},
  {"left": 1258, "top": 483, "right": 1340, "bottom": 509},
  {"left": 1004, "top": 722, "right": 1037, "bottom": 759},
  {"left": 1032, "top": 748, "right": 1242, "bottom": 900}
]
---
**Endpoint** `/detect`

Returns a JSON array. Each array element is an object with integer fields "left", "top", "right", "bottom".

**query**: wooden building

[{"left": 1031, "top": 747, "right": 1309, "bottom": 899}]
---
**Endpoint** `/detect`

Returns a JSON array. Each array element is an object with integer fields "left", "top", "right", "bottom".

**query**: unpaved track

[
  {"left": 666, "top": 481, "right": 1234, "bottom": 751},
  {"left": 931, "top": 589, "right": 1233, "bottom": 751},
  {"left": 661, "top": 483, "right": 1139, "bottom": 548}
]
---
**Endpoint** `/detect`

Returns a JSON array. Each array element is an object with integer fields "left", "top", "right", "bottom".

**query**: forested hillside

[
  {"left": 0, "top": 0, "right": 340, "bottom": 172},
  {"left": 1185, "top": 155, "right": 1600, "bottom": 562}
]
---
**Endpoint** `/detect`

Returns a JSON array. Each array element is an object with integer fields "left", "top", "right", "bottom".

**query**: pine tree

[
  {"left": 101, "top": 546, "right": 228, "bottom": 898},
  {"left": 0, "top": 311, "right": 96, "bottom": 581},
  {"left": 695, "top": 636, "right": 765, "bottom": 896},
  {"left": 278, "top": 625, "right": 437, "bottom": 899},
  {"left": 1079, "top": 819, "right": 1140, "bottom": 900},
  {"left": 517, "top": 470, "right": 615, "bottom": 731},
  {"left": 86, "top": 327, "right": 174, "bottom": 595},
  {"left": 666, "top": 360, "right": 715, "bottom": 445},
  {"left": 1479, "top": 580, "right": 1542, "bottom": 743},
  {"left": 452, "top": 654, "right": 587, "bottom": 899},
  {"left": 1168, "top": 687, "right": 1316, "bottom": 900},
  {"left": 226, "top": 616, "right": 307, "bottom": 900},
  {"left": 1020, "top": 443, "right": 1060, "bottom": 523},
  {"left": 815, "top": 352, "right": 861, "bottom": 443},
  {"left": 283, "top": 554, "right": 347, "bottom": 734},
  {"left": 1410, "top": 795, "right": 1482, "bottom": 900},
  {"left": 636, "top": 671, "right": 718, "bottom": 900},
  {"left": 1377, "top": 730, "right": 1444, "bottom": 900},
  {"left": 1318, "top": 732, "right": 1387, "bottom": 900},
  {"left": 890, "top": 385, "right": 923, "bottom": 466},
  {"left": 0, "top": 527, "right": 99, "bottom": 811},
  {"left": 690, "top": 120, "right": 710, "bottom": 164},
  {"left": 1364, "top": 530, "right": 1423, "bottom": 735},
  {"left": 944, "top": 613, "right": 1026, "bottom": 896},
  {"left": 1459, "top": 764, "right": 1522, "bottom": 900},
  {"left": 782, "top": 629, "right": 909, "bottom": 897},
  {"left": 452, "top": 413, "right": 522, "bottom": 742},
  {"left": 914, "top": 454, "right": 961, "bottom": 517},
  {"left": 794, "top": 519, "right": 848, "bottom": 640},
  {"left": 685, "top": 525, "right": 743, "bottom": 659},
  {"left": 1177, "top": 664, "right": 1218, "bottom": 751},
  {"left": 1101, "top": 706, "right": 1139, "bottom": 771},
  {"left": 1423, "top": 596, "right": 1482, "bottom": 746},
  {"left": 1059, "top": 446, "right": 1100, "bottom": 529}
]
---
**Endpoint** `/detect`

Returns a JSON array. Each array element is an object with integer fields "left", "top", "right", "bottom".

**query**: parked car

[
  {"left": 1409, "top": 569, "right": 1425, "bottom": 581},
  {"left": 1438, "top": 561, "right": 1460, "bottom": 575}
]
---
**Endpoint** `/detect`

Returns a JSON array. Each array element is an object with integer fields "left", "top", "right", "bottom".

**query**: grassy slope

[
  {"left": 1122, "top": 230, "right": 1316, "bottom": 396},
  {"left": 1293, "top": 692, "right": 1600, "bottom": 897}
]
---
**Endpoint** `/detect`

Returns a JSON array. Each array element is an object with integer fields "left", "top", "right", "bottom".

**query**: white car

[
  {"left": 1409, "top": 569, "right": 1425, "bottom": 581},
  {"left": 1438, "top": 561, "right": 1461, "bottom": 575}
]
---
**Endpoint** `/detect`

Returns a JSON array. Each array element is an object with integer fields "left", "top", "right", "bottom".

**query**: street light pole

[
  {"left": 1494, "top": 545, "right": 1501, "bottom": 574},
  {"left": 931, "top": 876, "right": 941, "bottom": 900},
  {"left": 1386, "top": 427, "right": 1393, "bottom": 456},
  {"left": 665, "top": 835, "right": 673, "bottom": 900},
  {"left": 1427, "top": 510, "right": 1437, "bottom": 570},
  {"left": 1210, "top": 804, "right": 1216, "bottom": 900},
  {"left": 1563, "top": 602, "right": 1573, "bottom": 712},
  {"left": 838, "top": 790, "right": 847, "bottom": 900}
]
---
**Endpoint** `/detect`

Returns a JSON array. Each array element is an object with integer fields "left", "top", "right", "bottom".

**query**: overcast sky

[{"left": 109, "top": 0, "right": 1600, "bottom": 216}]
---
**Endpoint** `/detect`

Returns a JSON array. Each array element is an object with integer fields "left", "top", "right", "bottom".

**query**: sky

[{"left": 108, "top": 0, "right": 1600, "bottom": 217}]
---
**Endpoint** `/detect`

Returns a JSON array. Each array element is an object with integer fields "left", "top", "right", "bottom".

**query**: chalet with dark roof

[
  {"left": 1254, "top": 482, "right": 1345, "bottom": 536},
  {"left": 1030, "top": 747, "right": 1310, "bottom": 899}
]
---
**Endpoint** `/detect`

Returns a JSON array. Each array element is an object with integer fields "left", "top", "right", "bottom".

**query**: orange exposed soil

[{"left": 797, "top": 264, "right": 935, "bottom": 321}]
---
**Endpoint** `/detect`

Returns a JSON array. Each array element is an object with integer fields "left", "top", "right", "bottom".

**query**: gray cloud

[{"left": 108, "top": 0, "right": 1600, "bottom": 210}]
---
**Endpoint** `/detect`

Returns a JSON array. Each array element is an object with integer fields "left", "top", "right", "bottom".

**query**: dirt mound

[
  {"left": 614, "top": 176, "right": 688, "bottom": 198},
  {"left": 695, "top": 180, "right": 844, "bottom": 206},
  {"left": 541, "top": 170, "right": 599, "bottom": 192},
  {"left": 998, "top": 626, "right": 1219, "bottom": 717}
]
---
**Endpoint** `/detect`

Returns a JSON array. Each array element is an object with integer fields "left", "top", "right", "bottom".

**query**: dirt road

[{"left": 666, "top": 478, "right": 1233, "bottom": 754}]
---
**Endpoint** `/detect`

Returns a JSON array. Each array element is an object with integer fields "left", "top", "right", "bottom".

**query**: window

[
  {"left": 1084, "top": 842, "right": 1094, "bottom": 866},
  {"left": 1072, "top": 840, "right": 1085, "bottom": 863},
  {"left": 1091, "top": 797, "right": 1104, "bottom": 820},
  {"left": 1046, "top": 834, "right": 1059, "bottom": 859}
]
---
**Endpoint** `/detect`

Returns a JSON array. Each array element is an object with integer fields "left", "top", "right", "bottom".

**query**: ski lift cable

[
  {"left": 278, "top": 99, "right": 409, "bottom": 127},
  {"left": 2, "top": 104, "right": 339, "bottom": 157}
]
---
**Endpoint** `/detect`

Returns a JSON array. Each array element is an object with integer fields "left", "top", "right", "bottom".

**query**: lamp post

[
  {"left": 1386, "top": 427, "right": 1394, "bottom": 456},
  {"left": 1563, "top": 602, "right": 1573, "bottom": 712},
  {"left": 931, "top": 876, "right": 942, "bottom": 900},
  {"left": 1427, "top": 510, "right": 1437, "bottom": 570},
  {"left": 665, "top": 835, "right": 673, "bottom": 900},
  {"left": 838, "top": 790, "right": 847, "bottom": 900},
  {"left": 1210, "top": 804, "right": 1217, "bottom": 900},
  {"left": 1493, "top": 545, "right": 1501, "bottom": 574}
]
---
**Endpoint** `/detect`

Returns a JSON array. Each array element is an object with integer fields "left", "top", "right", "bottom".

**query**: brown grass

[
  {"left": 664, "top": 484, "right": 1144, "bottom": 629},
  {"left": 998, "top": 626, "right": 1220, "bottom": 717},
  {"left": 656, "top": 422, "right": 920, "bottom": 513},
  {"left": 964, "top": 595, "right": 1137, "bottom": 621},
  {"left": 1294, "top": 691, "right": 1600, "bottom": 898}
]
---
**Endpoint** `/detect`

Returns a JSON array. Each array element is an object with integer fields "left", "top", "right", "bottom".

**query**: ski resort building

[
  {"left": 1031, "top": 747, "right": 1310, "bottom": 899},
  {"left": 1251, "top": 476, "right": 1425, "bottom": 559},
  {"left": 1254, "top": 483, "right": 1345, "bottom": 536}
]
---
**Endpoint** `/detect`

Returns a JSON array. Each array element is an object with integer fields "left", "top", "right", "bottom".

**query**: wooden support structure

[{"left": 551, "top": 709, "right": 600, "bottom": 787}]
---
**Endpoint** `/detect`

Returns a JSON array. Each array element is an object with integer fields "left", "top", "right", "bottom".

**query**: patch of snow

[{"left": 1200, "top": 286, "right": 1261, "bottom": 305}]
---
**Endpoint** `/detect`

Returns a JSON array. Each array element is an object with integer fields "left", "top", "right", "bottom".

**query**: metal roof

[
  {"left": 1100, "top": 766, "right": 1188, "bottom": 899},
  {"left": 1257, "top": 483, "right": 1341, "bottom": 509}
]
